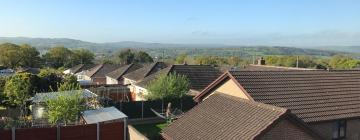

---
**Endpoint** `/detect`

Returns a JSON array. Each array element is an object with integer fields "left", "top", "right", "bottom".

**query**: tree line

[
  {"left": 0, "top": 43, "right": 95, "bottom": 69},
  {"left": 265, "top": 55, "right": 360, "bottom": 69},
  {"left": 172, "top": 53, "right": 360, "bottom": 69}
]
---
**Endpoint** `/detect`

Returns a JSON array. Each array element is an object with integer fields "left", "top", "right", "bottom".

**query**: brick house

[
  {"left": 122, "top": 62, "right": 168, "bottom": 100},
  {"left": 195, "top": 70, "right": 360, "bottom": 140},
  {"left": 83, "top": 64, "right": 123, "bottom": 85},
  {"left": 162, "top": 94, "right": 323, "bottom": 140},
  {"left": 105, "top": 63, "right": 143, "bottom": 85},
  {"left": 132, "top": 64, "right": 221, "bottom": 101}
]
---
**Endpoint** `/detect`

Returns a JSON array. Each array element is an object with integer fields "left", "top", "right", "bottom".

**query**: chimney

[{"left": 257, "top": 57, "right": 266, "bottom": 65}]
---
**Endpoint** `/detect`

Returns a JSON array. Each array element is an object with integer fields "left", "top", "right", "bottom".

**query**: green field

[{"left": 133, "top": 122, "right": 168, "bottom": 140}]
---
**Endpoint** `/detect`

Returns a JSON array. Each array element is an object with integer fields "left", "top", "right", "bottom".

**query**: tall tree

[
  {"left": 43, "top": 46, "right": 73, "bottom": 68},
  {"left": 18, "top": 44, "right": 41, "bottom": 67},
  {"left": 58, "top": 75, "right": 81, "bottom": 91},
  {"left": 0, "top": 77, "right": 8, "bottom": 102},
  {"left": 4, "top": 73, "right": 33, "bottom": 106},
  {"left": 71, "top": 49, "right": 95, "bottom": 65},
  {"left": 135, "top": 51, "right": 154, "bottom": 63},
  {"left": 118, "top": 49, "right": 135, "bottom": 64},
  {"left": 0, "top": 43, "right": 41, "bottom": 68},
  {"left": 46, "top": 91, "right": 85, "bottom": 126},
  {"left": 37, "top": 68, "right": 63, "bottom": 92},
  {"left": 0, "top": 43, "right": 23, "bottom": 68},
  {"left": 146, "top": 73, "right": 190, "bottom": 100}
]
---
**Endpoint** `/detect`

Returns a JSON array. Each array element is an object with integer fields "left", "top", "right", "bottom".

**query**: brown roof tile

[
  {"left": 162, "top": 94, "right": 306, "bottom": 140},
  {"left": 106, "top": 64, "right": 143, "bottom": 80},
  {"left": 135, "top": 65, "right": 222, "bottom": 91},
  {"left": 85, "top": 64, "right": 123, "bottom": 78},
  {"left": 227, "top": 70, "right": 360, "bottom": 122},
  {"left": 69, "top": 64, "right": 96, "bottom": 74},
  {"left": 122, "top": 62, "right": 167, "bottom": 81}
]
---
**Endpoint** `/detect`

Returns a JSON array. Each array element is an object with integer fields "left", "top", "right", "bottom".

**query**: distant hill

[{"left": 0, "top": 37, "right": 351, "bottom": 57}]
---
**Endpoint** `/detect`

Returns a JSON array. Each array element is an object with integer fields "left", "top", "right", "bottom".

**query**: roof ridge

[
  {"left": 143, "top": 62, "right": 160, "bottom": 77},
  {"left": 214, "top": 93, "right": 288, "bottom": 114},
  {"left": 86, "top": 64, "right": 104, "bottom": 77}
]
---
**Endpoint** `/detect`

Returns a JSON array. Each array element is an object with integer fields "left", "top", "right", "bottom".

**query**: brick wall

[
  {"left": 309, "top": 119, "right": 360, "bottom": 140},
  {"left": 260, "top": 119, "right": 317, "bottom": 140}
]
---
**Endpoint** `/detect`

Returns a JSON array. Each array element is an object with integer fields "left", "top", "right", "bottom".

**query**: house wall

[
  {"left": 309, "top": 119, "right": 360, "bottom": 140},
  {"left": 92, "top": 77, "right": 106, "bottom": 85},
  {"left": 260, "top": 119, "right": 318, "bottom": 140},
  {"left": 124, "top": 78, "right": 136, "bottom": 85},
  {"left": 132, "top": 85, "right": 148, "bottom": 101},
  {"left": 106, "top": 76, "right": 119, "bottom": 85},
  {"left": 205, "top": 79, "right": 250, "bottom": 101},
  {"left": 83, "top": 75, "right": 92, "bottom": 81}
]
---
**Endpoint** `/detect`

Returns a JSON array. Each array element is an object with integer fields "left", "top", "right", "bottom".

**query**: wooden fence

[{"left": 0, "top": 122, "right": 125, "bottom": 140}]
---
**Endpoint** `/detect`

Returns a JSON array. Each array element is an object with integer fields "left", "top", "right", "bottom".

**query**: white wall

[
  {"left": 106, "top": 76, "right": 119, "bottom": 85},
  {"left": 133, "top": 85, "right": 148, "bottom": 101}
]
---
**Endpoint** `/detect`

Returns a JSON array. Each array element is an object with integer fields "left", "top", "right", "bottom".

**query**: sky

[{"left": 0, "top": 0, "right": 360, "bottom": 46}]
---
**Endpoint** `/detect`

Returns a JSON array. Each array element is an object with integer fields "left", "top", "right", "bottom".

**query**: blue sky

[{"left": 0, "top": 0, "right": 359, "bottom": 46}]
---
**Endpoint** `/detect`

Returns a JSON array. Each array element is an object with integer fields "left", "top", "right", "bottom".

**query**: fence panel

[
  {"left": 60, "top": 124, "right": 97, "bottom": 140},
  {"left": 0, "top": 129, "right": 12, "bottom": 140},
  {"left": 15, "top": 127, "right": 57, "bottom": 140},
  {"left": 115, "top": 96, "right": 197, "bottom": 119},
  {"left": 100, "top": 122, "right": 124, "bottom": 140}
]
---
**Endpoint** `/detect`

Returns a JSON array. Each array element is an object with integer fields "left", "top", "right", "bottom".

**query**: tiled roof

[
  {"left": 68, "top": 64, "right": 96, "bottom": 74},
  {"left": 106, "top": 64, "right": 143, "bottom": 80},
  {"left": 135, "top": 65, "right": 222, "bottom": 91},
  {"left": 123, "top": 62, "right": 167, "bottom": 81},
  {"left": 162, "top": 94, "right": 289, "bottom": 140},
  {"left": 228, "top": 70, "right": 360, "bottom": 122},
  {"left": 85, "top": 64, "right": 123, "bottom": 78},
  {"left": 241, "top": 64, "right": 320, "bottom": 71}
]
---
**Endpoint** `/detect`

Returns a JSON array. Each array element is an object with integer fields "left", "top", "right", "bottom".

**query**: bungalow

[
  {"left": 122, "top": 62, "right": 167, "bottom": 85},
  {"left": 195, "top": 70, "right": 360, "bottom": 140},
  {"left": 122, "top": 62, "right": 168, "bottom": 99},
  {"left": 83, "top": 64, "right": 123, "bottom": 85},
  {"left": 132, "top": 64, "right": 221, "bottom": 101},
  {"left": 63, "top": 64, "right": 96, "bottom": 83},
  {"left": 162, "top": 94, "right": 323, "bottom": 140},
  {"left": 105, "top": 63, "right": 143, "bottom": 85}
]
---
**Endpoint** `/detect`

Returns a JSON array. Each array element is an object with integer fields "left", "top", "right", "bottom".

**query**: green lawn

[{"left": 133, "top": 122, "right": 168, "bottom": 140}]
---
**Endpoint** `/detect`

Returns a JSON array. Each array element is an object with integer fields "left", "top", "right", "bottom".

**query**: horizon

[{"left": 1, "top": 0, "right": 360, "bottom": 46}]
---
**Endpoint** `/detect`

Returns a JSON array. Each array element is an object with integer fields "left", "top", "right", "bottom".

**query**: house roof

[
  {"left": 82, "top": 107, "right": 127, "bottom": 124},
  {"left": 85, "top": 64, "right": 123, "bottom": 78},
  {"left": 106, "top": 64, "right": 143, "bottom": 80},
  {"left": 69, "top": 64, "right": 96, "bottom": 74},
  {"left": 135, "top": 65, "right": 222, "bottom": 91},
  {"left": 32, "top": 89, "right": 97, "bottom": 103},
  {"left": 196, "top": 70, "right": 360, "bottom": 123},
  {"left": 241, "top": 64, "right": 320, "bottom": 71},
  {"left": 123, "top": 62, "right": 167, "bottom": 81},
  {"left": 16, "top": 67, "right": 41, "bottom": 74},
  {"left": 162, "top": 94, "right": 322, "bottom": 140}
]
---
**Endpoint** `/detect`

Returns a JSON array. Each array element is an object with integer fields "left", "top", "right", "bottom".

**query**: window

[{"left": 332, "top": 120, "right": 346, "bottom": 140}]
